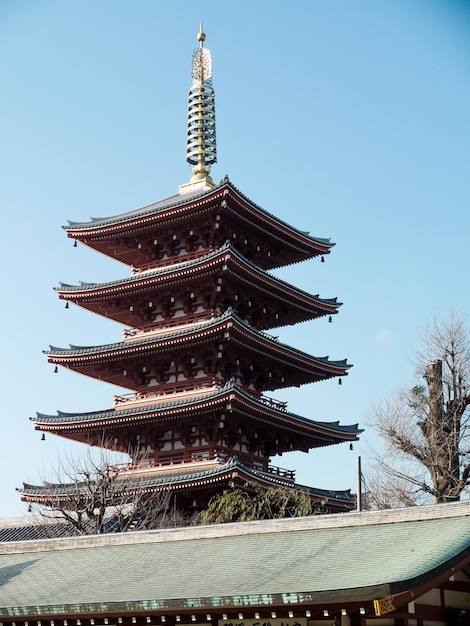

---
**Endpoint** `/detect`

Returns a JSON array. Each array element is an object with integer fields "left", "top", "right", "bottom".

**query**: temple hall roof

[{"left": 1, "top": 501, "right": 470, "bottom": 618}]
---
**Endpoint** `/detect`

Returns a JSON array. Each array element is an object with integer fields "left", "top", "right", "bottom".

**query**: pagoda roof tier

[
  {"left": 31, "top": 380, "right": 361, "bottom": 453},
  {"left": 56, "top": 242, "right": 341, "bottom": 330},
  {"left": 64, "top": 179, "right": 334, "bottom": 271},
  {"left": 19, "top": 456, "right": 356, "bottom": 513},
  {"left": 45, "top": 310, "right": 351, "bottom": 392}
]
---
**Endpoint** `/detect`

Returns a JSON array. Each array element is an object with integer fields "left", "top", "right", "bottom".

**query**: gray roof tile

[
  {"left": 64, "top": 179, "right": 334, "bottom": 249},
  {"left": 32, "top": 380, "right": 361, "bottom": 436},
  {"left": 1, "top": 502, "right": 470, "bottom": 616}
]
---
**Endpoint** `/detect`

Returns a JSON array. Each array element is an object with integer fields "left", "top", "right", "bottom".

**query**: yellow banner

[{"left": 374, "top": 597, "right": 396, "bottom": 616}]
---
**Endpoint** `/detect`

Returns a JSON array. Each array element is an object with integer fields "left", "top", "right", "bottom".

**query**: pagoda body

[{"left": 21, "top": 29, "right": 361, "bottom": 518}]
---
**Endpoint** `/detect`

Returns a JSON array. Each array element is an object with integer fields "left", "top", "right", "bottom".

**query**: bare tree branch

[
  {"left": 28, "top": 444, "right": 185, "bottom": 535},
  {"left": 366, "top": 310, "right": 470, "bottom": 507}
]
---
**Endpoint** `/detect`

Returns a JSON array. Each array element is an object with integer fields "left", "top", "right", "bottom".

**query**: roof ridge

[
  {"left": 55, "top": 243, "right": 340, "bottom": 307},
  {"left": 3, "top": 500, "right": 470, "bottom": 554},
  {"left": 64, "top": 180, "right": 334, "bottom": 249},
  {"left": 45, "top": 310, "right": 351, "bottom": 371}
]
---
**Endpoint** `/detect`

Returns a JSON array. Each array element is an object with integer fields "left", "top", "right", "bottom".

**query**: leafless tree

[
  {"left": 26, "top": 446, "right": 185, "bottom": 535},
  {"left": 366, "top": 311, "right": 470, "bottom": 506}
]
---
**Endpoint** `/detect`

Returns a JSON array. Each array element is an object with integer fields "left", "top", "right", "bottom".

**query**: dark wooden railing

[
  {"left": 131, "top": 249, "right": 208, "bottom": 274},
  {"left": 122, "top": 311, "right": 215, "bottom": 340},
  {"left": 113, "top": 451, "right": 295, "bottom": 482}
]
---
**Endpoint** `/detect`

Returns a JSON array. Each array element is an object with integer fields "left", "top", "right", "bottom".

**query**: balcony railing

[
  {"left": 113, "top": 452, "right": 295, "bottom": 482},
  {"left": 114, "top": 381, "right": 288, "bottom": 413},
  {"left": 258, "top": 394, "right": 287, "bottom": 411},
  {"left": 122, "top": 310, "right": 215, "bottom": 340},
  {"left": 114, "top": 379, "right": 222, "bottom": 407},
  {"left": 131, "top": 249, "right": 208, "bottom": 274},
  {"left": 114, "top": 385, "right": 288, "bottom": 413}
]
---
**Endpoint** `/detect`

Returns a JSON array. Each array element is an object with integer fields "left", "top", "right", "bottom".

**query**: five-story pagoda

[{"left": 21, "top": 27, "right": 361, "bottom": 519}]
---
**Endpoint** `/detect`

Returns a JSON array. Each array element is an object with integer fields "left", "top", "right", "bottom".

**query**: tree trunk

[{"left": 425, "top": 360, "right": 460, "bottom": 502}]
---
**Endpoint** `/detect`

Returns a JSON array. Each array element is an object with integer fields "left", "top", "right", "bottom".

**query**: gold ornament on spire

[{"left": 180, "top": 24, "right": 217, "bottom": 194}]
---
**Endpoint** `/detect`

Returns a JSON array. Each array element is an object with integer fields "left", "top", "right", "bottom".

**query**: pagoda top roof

[
  {"left": 2, "top": 500, "right": 470, "bottom": 617},
  {"left": 64, "top": 177, "right": 333, "bottom": 249},
  {"left": 65, "top": 185, "right": 203, "bottom": 230},
  {"left": 31, "top": 380, "right": 361, "bottom": 439}
]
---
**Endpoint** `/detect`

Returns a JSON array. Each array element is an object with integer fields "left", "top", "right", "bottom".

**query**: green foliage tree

[{"left": 194, "top": 483, "right": 324, "bottom": 524}]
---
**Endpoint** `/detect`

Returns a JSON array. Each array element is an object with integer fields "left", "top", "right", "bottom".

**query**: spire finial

[
  {"left": 197, "top": 22, "right": 205, "bottom": 44},
  {"left": 179, "top": 25, "right": 217, "bottom": 194}
]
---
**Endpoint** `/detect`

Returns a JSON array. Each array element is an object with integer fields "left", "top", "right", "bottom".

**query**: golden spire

[{"left": 179, "top": 24, "right": 217, "bottom": 194}]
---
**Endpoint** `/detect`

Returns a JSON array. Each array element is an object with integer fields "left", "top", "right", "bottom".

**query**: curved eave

[
  {"left": 31, "top": 383, "right": 361, "bottom": 446},
  {"left": 64, "top": 179, "right": 333, "bottom": 264},
  {"left": 220, "top": 180, "right": 334, "bottom": 254},
  {"left": 20, "top": 457, "right": 355, "bottom": 507},
  {"left": 44, "top": 312, "right": 351, "bottom": 389},
  {"left": 56, "top": 243, "right": 341, "bottom": 326},
  {"left": 3, "top": 504, "right": 470, "bottom": 617}
]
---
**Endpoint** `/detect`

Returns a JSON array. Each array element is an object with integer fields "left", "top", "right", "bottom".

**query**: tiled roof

[
  {"left": 1, "top": 501, "right": 470, "bottom": 616},
  {"left": 19, "top": 457, "right": 355, "bottom": 502},
  {"left": 31, "top": 380, "right": 361, "bottom": 436},
  {"left": 65, "top": 190, "right": 199, "bottom": 228},
  {"left": 0, "top": 518, "right": 75, "bottom": 542},
  {"left": 64, "top": 178, "right": 334, "bottom": 248},
  {"left": 55, "top": 241, "right": 340, "bottom": 309},
  {"left": 44, "top": 309, "right": 351, "bottom": 372}
]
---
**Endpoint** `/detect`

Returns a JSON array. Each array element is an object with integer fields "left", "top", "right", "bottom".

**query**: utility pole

[{"left": 356, "top": 456, "right": 363, "bottom": 512}]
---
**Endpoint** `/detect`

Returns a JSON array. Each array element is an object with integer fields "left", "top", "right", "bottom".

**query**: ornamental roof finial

[{"left": 179, "top": 24, "right": 217, "bottom": 194}]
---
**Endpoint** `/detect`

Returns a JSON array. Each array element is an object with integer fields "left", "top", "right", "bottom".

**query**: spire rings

[
  {"left": 180, "top": 26, "right": 217, "bottom": 191},
  {"left": 187, "top": 84, "right": 217, "bottom": 168}
]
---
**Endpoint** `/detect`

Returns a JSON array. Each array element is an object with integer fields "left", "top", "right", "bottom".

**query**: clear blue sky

[{"left": 1, "top": 1, "right": 469, "bottom": 518}]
